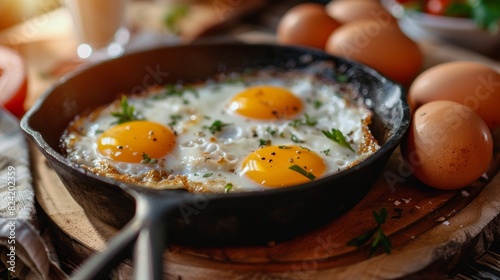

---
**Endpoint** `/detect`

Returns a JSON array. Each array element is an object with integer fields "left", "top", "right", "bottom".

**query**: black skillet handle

[{"left": 71, "top": 192, "right": 188, "bottom": 280}]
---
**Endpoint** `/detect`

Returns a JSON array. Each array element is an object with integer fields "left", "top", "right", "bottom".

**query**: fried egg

[{"left": 62, "top": 64, "right": 379, "bottom": 193}]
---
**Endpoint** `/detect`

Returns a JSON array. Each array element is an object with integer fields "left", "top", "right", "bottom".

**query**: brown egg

[
  {"left": 401, "top": 100, "right": 493, "bottom": 190},
  {"left": 325, "top": 0, "right": 396, "bottom": 25},
  {"left": 276, "top": 3, "right": 341, "bottom": 49},
  {"left": 325, "top": 19, "right": 423, "bottom": 86},
  {"left": 409, "top": 61, "right": 500, "bottom": 131}
]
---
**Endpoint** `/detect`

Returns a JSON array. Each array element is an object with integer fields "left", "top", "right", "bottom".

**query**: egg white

[{"left": 62, "top": 65, "right": 379, "bottom": 193}]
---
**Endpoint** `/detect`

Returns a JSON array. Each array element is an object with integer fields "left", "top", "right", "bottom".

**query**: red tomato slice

[
  {"left": 0, "top": 45, "right": 27, "bottom": 119},
  {"left": 425, "top": 0, "right": 451, "bottom": 15}
]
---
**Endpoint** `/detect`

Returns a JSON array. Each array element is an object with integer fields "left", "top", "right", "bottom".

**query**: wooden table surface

[{"left": 3, "top": 1, "right": 500, "bottom": 279}]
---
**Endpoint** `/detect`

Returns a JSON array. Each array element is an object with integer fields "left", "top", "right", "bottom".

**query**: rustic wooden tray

[{"left": 32, "top": 143, "right": 500, "bottom": 279}]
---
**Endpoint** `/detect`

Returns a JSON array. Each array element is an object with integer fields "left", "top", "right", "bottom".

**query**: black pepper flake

[
  {"left": 288, "top": 158, "right": 294, "bottom": 163},
  {"left": 261, "top": 157, "right": 266, "bottom": 160},
  {"left": 271, "top": 152, "right": 276, "bottom": 156},
  {"left": 392, "top": 208, "right": 403, "bottom": 220},
  {"left": 268, "top": 159, "right": 273, "bottom": 163},
  {"left": 153, "top": 138, "right": 157, "bottom": 141},
  {"left": 296, "top": 150, "right": 301, "bottom": 154},
  {"left": 117, "top": 146, "right": 123, "bottom": 149},
  {"left": 296, "top": 156, "right": 300, "bottom": 159}
]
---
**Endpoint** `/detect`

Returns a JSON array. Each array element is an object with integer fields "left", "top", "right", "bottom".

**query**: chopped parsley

[
  {"left": 259, "top": 139, "right": 271, "bottom": 146},
  {"left": 322, "top": 128, "right": 355, "bottom": 152},
  {"left": 322, "top": 148, "right": 331, "bottom": 156},
  {"left": 266, "top": 127, "right": 277, "bottom": 136},
  {"left": 203, "top": 120, "right": 232, "bottom": 135},
  {"left": 165, "top": 84, "right": 184, "bottom": 97},
  {"left": 168, "top": 114, "right": 182, "bottom": 126},
  {"left": 203, "top": 173, "right": 213, "bottom": 178},
  {"left": 112, "top": 96, "right": 140, "bottom": 124},
  {"left": 289, "top": 114, "right": 317, "bottom": 128},
  {"left": 288, "top": 165, "right": 316, "bottom": 181},
  {"left": 224, "top": 183, "right": 233, "bottom": 193},
  {"left": 290, "top": 133, "right": 305, "bottom": 143},
  {"left": 313, "top": 100, "right": 323, "bottom": 109},
  {"left": 162, "top": 84, "right": 199, "bottom": 103},
  {"left": 279, "top": 145, "right": 292, "bottom": 149},
  {"left": 140, "top": 153, "right": 158, "bottom": 164},
  {"left": 347, "top": 208, "right": 392, "bottom": 256}
]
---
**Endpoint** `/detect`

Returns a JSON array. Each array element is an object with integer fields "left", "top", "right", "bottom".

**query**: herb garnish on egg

[
  {"left": 259, "top": 139, "right": 272, "bottom": 146},
  {"left": 168, "top": 114, "right": 182, "bottom": 126},
  {"left": 289, "top": 113, "right": 318, "bottom": 128},
  {"left": 290, "top": 133, "right": 305, "bottom": 143},
  {"left": 112, "top": 96, "right": 141, "bottom": 124},
  {"left": 224, "top": 183, "right": 234, "bottom": 193},
  {"left": 322, "top": 128, "right": 355, "bottom": 152},
  {"left": 140, "top": 153, "right": 158, "bottom": 164},
  {"left": 289, "top": 164, "right": 316, "bottom": 181},
  {"left": 204, "top": 120, "right": 232, "bottom": 135}
]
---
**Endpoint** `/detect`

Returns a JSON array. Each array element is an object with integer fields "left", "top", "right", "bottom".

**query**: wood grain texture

[{"left": 32, "top": 142, "right": 500, "bottom": 279}]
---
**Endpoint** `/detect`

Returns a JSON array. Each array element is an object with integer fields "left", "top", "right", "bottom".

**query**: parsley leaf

[
  {"left": 322, "top": 128, "right": 355, "bottom": 152},
  {"left": 313, "top": 100, "right": 323, "bottom": 109},
  {"left": 163, "top": 84, "right": 199, "bottom": 103},
  {"left": 112, "top": 96, "right": 139, "bottom": 124},
  {"left": 347, "top": 208, "right": 392, "bottom": 256},
  {"left": 169, "top": 114, "right": 182, "bottom": 126},
  {"left": 289, "top": 114, "right": 317, "bottom": 128},
  {"left": 291, "top": 133, "right": 305, "bottom": 143},
  {"left": 224, "top": 183, "right": 233, "bottom": 193},
  {"left": 288, "top": 164, "right": 316, "bottom": 181},
  {"left": 203, "top": 120, "right": 232, "bottom": 135},
  {"left": 266, "top": 127, "right": 277, "bottom": 136},
  {"left": 140, "top": 153, "right": 158, "bottom": 164},
  {"left": 259, "top": 139, "right": 271, "bottom": 146}
]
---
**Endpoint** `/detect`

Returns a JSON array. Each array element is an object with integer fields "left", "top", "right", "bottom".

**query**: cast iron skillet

[{"left": 21, "top": 41, "right": 410, "bottom": 279}]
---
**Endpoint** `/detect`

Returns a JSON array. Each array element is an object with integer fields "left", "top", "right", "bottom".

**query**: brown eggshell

[
  {"left": 409, "top": 61, "right": 500, "bottom": 131},
  {"left": 401, "top": 100, "right": 493, "bottom": 190},
  {"left": 276, "top": 3, "right": 341, "bottom": 50},
  {"left": 325, "top": 19, "right": 423, "bottom": 86},
  {"left": 325, "top": 0, "right": 397, "bottom": 25}
]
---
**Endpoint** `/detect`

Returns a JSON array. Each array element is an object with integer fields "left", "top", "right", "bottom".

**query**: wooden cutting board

[{"left": 32, "top": 142, "right": 500, "bottom": 279}]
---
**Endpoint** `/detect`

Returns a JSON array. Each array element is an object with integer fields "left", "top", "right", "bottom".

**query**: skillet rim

[{"left": 20, "top": 41, "right": 411, "bottom": 200}]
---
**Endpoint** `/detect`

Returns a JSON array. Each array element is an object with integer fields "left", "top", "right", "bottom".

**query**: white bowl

[{"left": 383, "top": 0, "right": 500, "bottom": 55}]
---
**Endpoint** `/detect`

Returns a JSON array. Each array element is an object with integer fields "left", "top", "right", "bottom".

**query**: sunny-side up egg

[{"left": 62, "top": 65, "right": 380, "bottom": 193}]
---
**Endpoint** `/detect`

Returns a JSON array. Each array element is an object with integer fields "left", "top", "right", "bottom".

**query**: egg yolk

[
  {"left": 228, "top": 86, "right": 303, "bottom": 120},
  {"left": 240, "top": 145, "right": 326, "bottom": 187},
  {"left": 98, "top": 121, "right": 175, "bottom": 163}
]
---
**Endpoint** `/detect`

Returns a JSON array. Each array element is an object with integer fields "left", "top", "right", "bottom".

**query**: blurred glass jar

[{"left": 65, "top": 0, "right": 130, "bottom": 60}]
